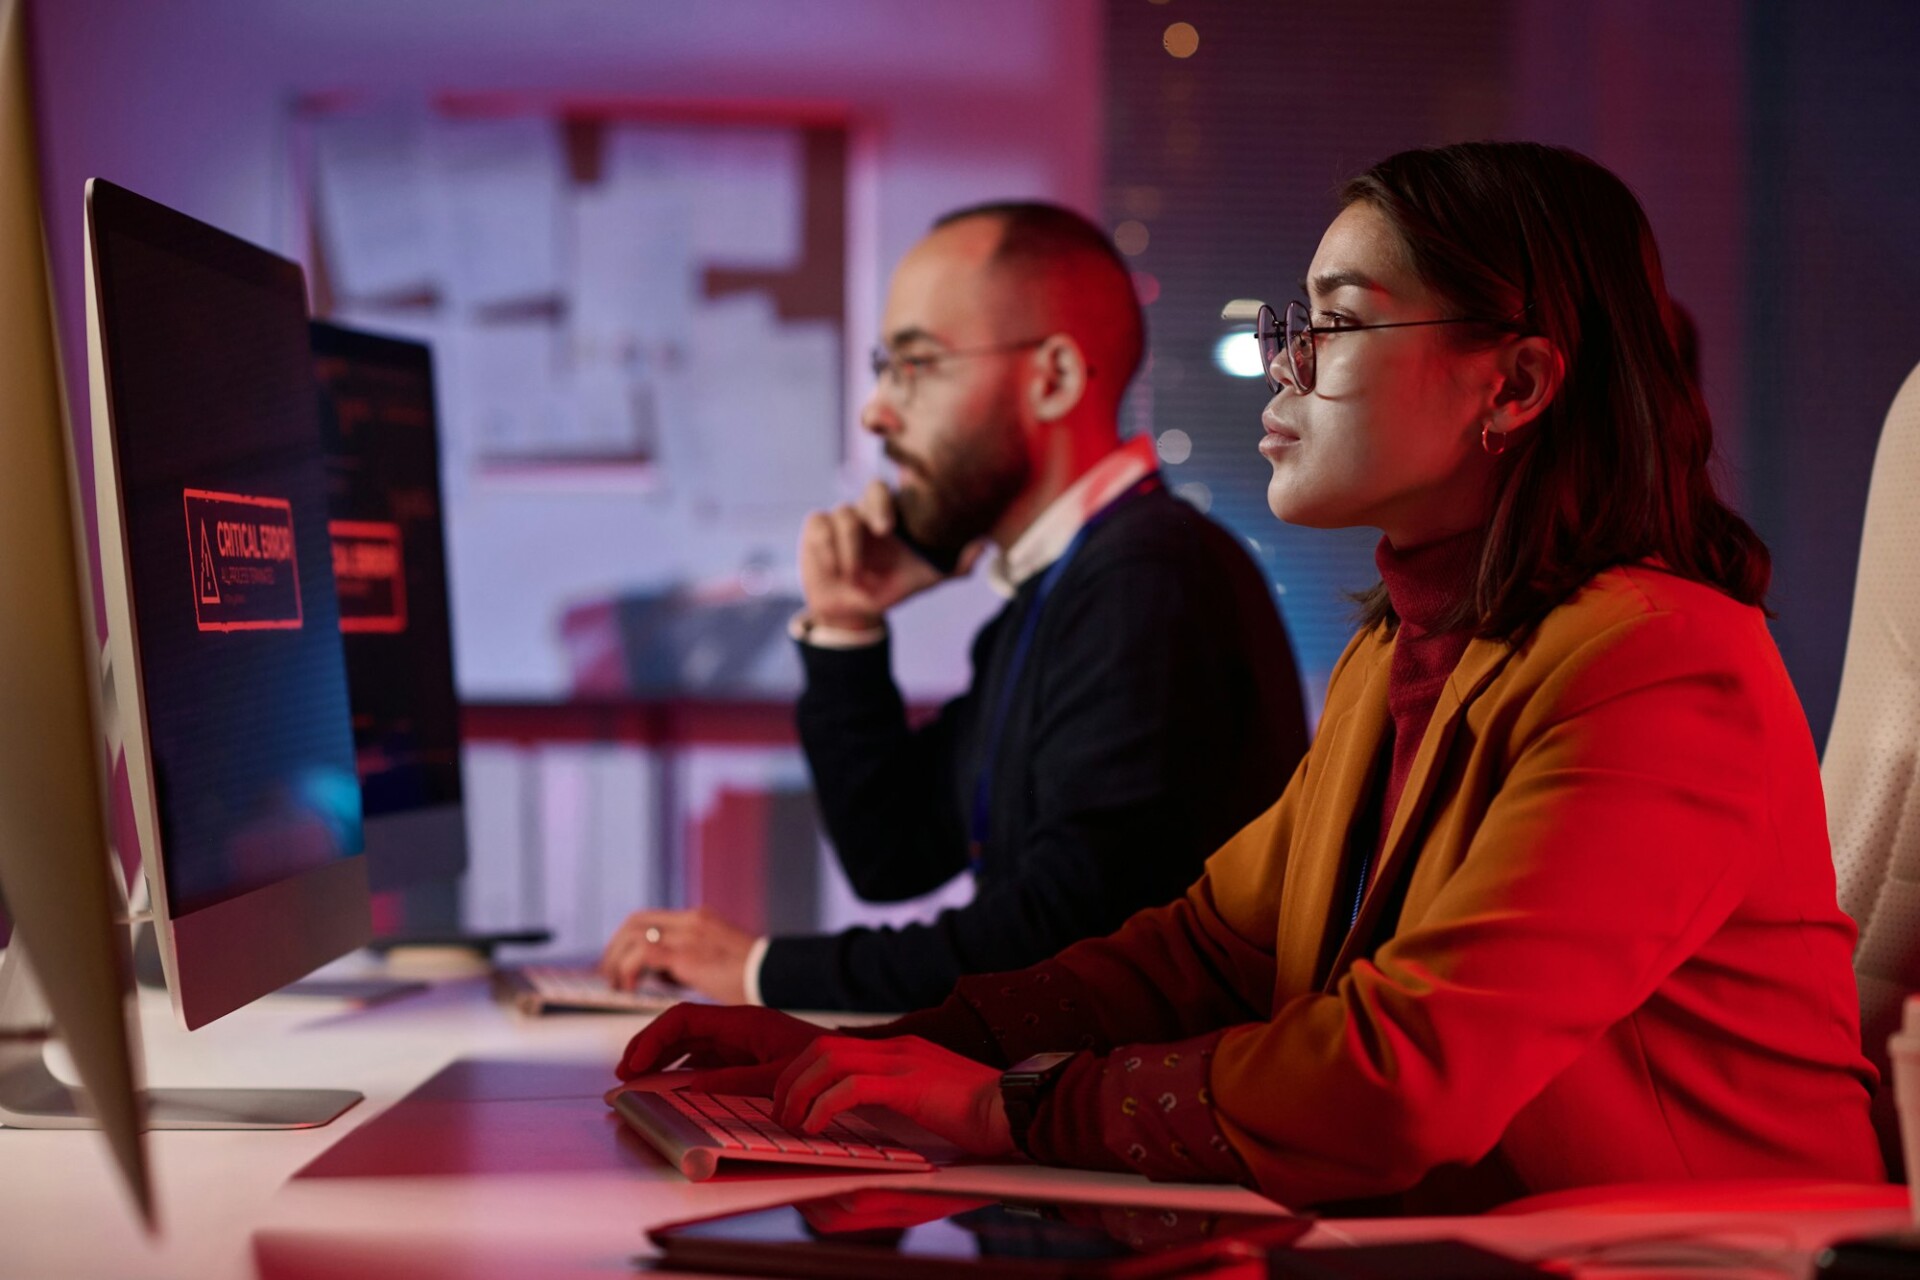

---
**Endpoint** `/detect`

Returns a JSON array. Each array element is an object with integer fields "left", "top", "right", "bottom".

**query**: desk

[{"left": 2, "top": 976, "right": 1908, "bottom": 1279}]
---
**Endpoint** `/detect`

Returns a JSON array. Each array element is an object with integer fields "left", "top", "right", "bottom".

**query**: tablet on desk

[{"left": 645, "top": 1187, "right": 1313, "bottom": 1279}]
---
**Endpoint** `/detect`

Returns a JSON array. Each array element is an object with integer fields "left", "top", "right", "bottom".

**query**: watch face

[{"left": 1010, "top": 1051, "right": 1078, "bottom": 1080}]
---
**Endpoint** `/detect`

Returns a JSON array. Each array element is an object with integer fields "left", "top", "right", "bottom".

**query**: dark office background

[
  {"left": 1105, "top": 0, "right": 1920, "bottom": 748},
  {"left": 18, "top": 0, "right": 1920, "bottom": 949}
]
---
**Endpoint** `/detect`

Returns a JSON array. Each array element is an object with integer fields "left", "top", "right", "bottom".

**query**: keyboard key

[
  {"left": 830, "top": 1111, "right": 923, "bottom": 1161},
  {"left": 627, "top": 1092, "right": 931, "bottom": 1177},
  {"left": 663, "top": 1093, "right": 746, "bottom": 1150}
]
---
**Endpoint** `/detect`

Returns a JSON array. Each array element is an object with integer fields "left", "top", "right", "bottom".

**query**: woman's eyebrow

[{"left": 1302, "top": 269, "right": 1383, "bottom": 301}]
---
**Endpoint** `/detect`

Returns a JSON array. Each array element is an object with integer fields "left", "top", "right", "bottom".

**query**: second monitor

[{"left": 311, "top": 320, "right": 468, "bottom": 897}]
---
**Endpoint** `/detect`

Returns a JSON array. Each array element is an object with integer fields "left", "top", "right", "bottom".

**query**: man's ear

[
  {"left": 1026, "top": 334, "right": 1088, "bottom": 423},
  {"left": 1487, "top": 335, "right": 1565, "bottom": 438}
]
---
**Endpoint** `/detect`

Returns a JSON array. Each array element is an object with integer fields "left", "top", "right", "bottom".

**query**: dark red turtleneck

[{"left": 1346, "top": 529, "right": 1482, "bottom": 925}]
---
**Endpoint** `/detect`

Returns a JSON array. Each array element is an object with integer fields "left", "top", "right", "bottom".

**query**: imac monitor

[
  {"left": 85, "top": 178, "right": 371, "bottom": 1033},
  {"left": 310, "top": 321, "right": 468, "bottom": 894},
  {"left": 0, "top": 0, "right": 151, "bottom": 1225}
]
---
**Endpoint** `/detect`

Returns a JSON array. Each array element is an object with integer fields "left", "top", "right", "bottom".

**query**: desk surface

[{"left": 2, "top": 973, "right": 1909, "bottom": 1279}]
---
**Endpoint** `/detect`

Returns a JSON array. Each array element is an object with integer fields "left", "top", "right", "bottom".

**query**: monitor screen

[
  {"left": 88, "top": 183, "right": 363, "bottom": 920},
  {"left": 310, "top": 320, "right": 466, "bottom": 891}
]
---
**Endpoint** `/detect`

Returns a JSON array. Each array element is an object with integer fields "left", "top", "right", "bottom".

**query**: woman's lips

[{"left": 1260, "top": 409, "right": 1300, "bottom": 454}]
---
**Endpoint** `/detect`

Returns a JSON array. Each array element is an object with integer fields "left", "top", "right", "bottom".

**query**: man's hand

[
  {"left": 797, "top": 480, "right": 978, "bottom": 631},
  {"left": 598, "top": 906, "right": 753, "bottom": 1004},
  {"left": 607, "top": 1004, "right": 825, "bottom": 1101},
  {"left": 773, "top": 1034, "right": 1016, "bottom": 1158}
]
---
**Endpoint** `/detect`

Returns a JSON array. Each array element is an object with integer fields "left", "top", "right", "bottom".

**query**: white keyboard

[
  {"left": 494, "top": 964, "right": 687, "bottom": 1015},
  {"left": 612, "top": 1089, "right": 936, "bottom": 1181}
]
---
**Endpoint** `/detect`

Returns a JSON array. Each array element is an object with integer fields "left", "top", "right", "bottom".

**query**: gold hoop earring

[{"left": 1482, "top": 421, "right": 1510, "bottom": 457}]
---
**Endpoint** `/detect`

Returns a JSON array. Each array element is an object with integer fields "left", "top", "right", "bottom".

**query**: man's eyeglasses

[
  {"left": 1255, "top": 300, "right": 1525, "bottom": 395},
  {"left": 869, "top": 338, "right": 1047, "bottom": 403}
]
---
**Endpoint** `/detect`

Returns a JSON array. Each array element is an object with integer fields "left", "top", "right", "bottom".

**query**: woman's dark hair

[{"left": 1341, "top": 141, "right": 1769, "bottom": 637}]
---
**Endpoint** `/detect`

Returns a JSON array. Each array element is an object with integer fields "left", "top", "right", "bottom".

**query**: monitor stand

[{"left": 0, "top": 893, "right": 362, "bottom": 1131}]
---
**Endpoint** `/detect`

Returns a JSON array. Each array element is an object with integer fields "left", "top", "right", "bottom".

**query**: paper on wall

[
  {"left": 570, "top": 179, "right": 696, "bottom": 353},
  {"left": 311, "top": 109, "right": 442, "bottom": 301},
  {"left": 564, "top": 177, "right": 696, "bottom": 463},
  {"left": 430, "top": 116, "right": 566, "bottom": 311},
  {"left": 604, "top": 124, "right": 802, "bottom": 271},
  {"left": 449, "top": 320, "right": 570, "bottom": 461},
  {"left": 682, "top": 293, "right": 839, "bottom": 512}
]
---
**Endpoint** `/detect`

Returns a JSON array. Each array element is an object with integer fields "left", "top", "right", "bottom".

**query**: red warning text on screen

[
  {"left": 182, "top": 489, "right": 305, "bottom": 633},
  {"left": 328, "top": 520, "right": 407, "bottom": 634}
]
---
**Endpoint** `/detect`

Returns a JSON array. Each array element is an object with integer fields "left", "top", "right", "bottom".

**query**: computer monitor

[
  {"left": 309, "top": 321, "right": 468, "bottom": 896},
  {"left": 85, "top": 178, "right": 373, "bottom": 1047},
  {"left": 0, "top": 0, "right": 152, "bottom": 1226}
]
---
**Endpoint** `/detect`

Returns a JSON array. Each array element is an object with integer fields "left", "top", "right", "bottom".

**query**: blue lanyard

[{"left": 967, "top": 474, "right": 1161, "bottom": 874}]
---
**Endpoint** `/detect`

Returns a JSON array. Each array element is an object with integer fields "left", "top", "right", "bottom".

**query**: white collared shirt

[{"left": 984, "top": 433, "right": 1159, "bottom": 599}]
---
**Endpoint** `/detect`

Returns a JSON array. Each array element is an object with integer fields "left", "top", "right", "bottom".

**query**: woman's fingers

[
  {"left": 792, "top": 1073, "right": 889, "bottom": 1133},
  {"left": 604, "top": 1061, "right": 783, "bottom": 1105},
  {"left": 774, "top": 1038, "right": 891, "bottom": 1128},
  {"left": 618, "top": 1006, "right": 821, "bottom": 1081},
  {"left": 618, "top": 1005, "right": 752, "bottom": 1077},
  {"left": 617, "top": 1003, "right": 697, "bottom": 1078}
]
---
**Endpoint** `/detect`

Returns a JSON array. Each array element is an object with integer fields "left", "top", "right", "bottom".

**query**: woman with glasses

[{"left": 613, "top": 142, "right": 1883, "bottom": 1210}]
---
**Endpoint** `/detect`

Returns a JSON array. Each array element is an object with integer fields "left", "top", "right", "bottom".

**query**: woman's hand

[
  {"left": 773, "top": 1034, "right": 1015, "bottom": 1159},
  {"left": 608, "top": 1004, "right": 824, "bottom": 1101}
]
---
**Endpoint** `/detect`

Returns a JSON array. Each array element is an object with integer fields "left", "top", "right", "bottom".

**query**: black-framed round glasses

[
  {"left": 1255, "top": 300, "right": 1523, "bottom": 395},
  {"left": 869, "top": 337, "right": 1047, "bottom": 404}
]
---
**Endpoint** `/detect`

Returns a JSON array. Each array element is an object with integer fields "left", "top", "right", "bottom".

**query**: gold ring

[{"left": 643, "top": 926, "right": 663, "bottom": 945}]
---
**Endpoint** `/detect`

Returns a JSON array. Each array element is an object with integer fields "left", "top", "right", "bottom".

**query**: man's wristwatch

[{"left": 999, "top": 1051, "right": 1078, "bottom": 1155}]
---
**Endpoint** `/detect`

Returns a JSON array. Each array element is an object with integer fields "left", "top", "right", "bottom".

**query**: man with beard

[{"left": 599, "top": 202, "right": 1308, "bottom": 1011}]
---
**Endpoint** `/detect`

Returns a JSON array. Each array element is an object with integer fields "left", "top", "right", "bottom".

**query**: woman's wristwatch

[{"left": 999, "top": 1051, "right": 1078, "bottom": 1154}]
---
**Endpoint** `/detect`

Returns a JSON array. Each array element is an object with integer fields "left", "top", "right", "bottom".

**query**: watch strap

[{"left": 1001, "top": 1051, "right": 1078, "bottom": 1154}]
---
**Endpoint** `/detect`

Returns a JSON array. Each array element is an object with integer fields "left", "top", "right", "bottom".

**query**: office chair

[{"left": 1824, "top": 357, "right": 1920, "bottom": 1179}]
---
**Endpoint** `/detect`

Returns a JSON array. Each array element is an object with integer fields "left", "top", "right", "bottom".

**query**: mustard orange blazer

[{"left": 1048, "top": 562, "right": 1883, "bottom": 1206}]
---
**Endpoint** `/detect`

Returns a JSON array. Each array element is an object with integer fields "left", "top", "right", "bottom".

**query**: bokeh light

[
  {"left": 1162, "top": 22, "right": 1199, "bottom": 58},
  {"left": 1213, "top": 331, "right": 1264, "bottom": 378},
  {"left": 1132, "top": 271, "right": 1161, "bottom": 305},
  {"left": 1156, "top": 429, "right": 1193, "bottom": 465},
  {"left": 1113, "top": 219, "right": 1151, "bottom": 255},
  {"left": 1175, "top": 480, "right": 1213, "bottom": 512}
]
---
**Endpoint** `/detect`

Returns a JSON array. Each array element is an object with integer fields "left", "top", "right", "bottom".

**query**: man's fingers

[
  {"left": 801, "top": 512, "right": 841, "bottom": 584},
  {"left": 857, "top": 479, "right": 895, "bottom": 534},
  {"left": 827, "top": 507, "right": 870, "bottom": 585},
  {"left": 604, "top": 935, "right": 663, "bottom": 992},
  {"left": 601, "top": 936, "right": 639, "bottom": 989},
  {"left": 599, "top": 913, "right": 648, "bottom": 976},
  {"left": 601, "top": 909, "right": 687, "bottom": 988}
]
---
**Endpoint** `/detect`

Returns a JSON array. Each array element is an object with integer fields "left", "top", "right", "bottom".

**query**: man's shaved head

[{"left": 930, "top": 201, "right": 1146, "bottom": 412}]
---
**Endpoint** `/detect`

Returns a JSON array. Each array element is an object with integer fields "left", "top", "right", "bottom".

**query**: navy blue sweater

[{"left": 762, "top": 487, "right": 1309, "bottom": 1012}]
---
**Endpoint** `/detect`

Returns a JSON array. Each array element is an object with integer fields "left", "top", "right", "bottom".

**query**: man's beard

[{"left": 890, "top": 419, "right": 1030, "bottom": 561}]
